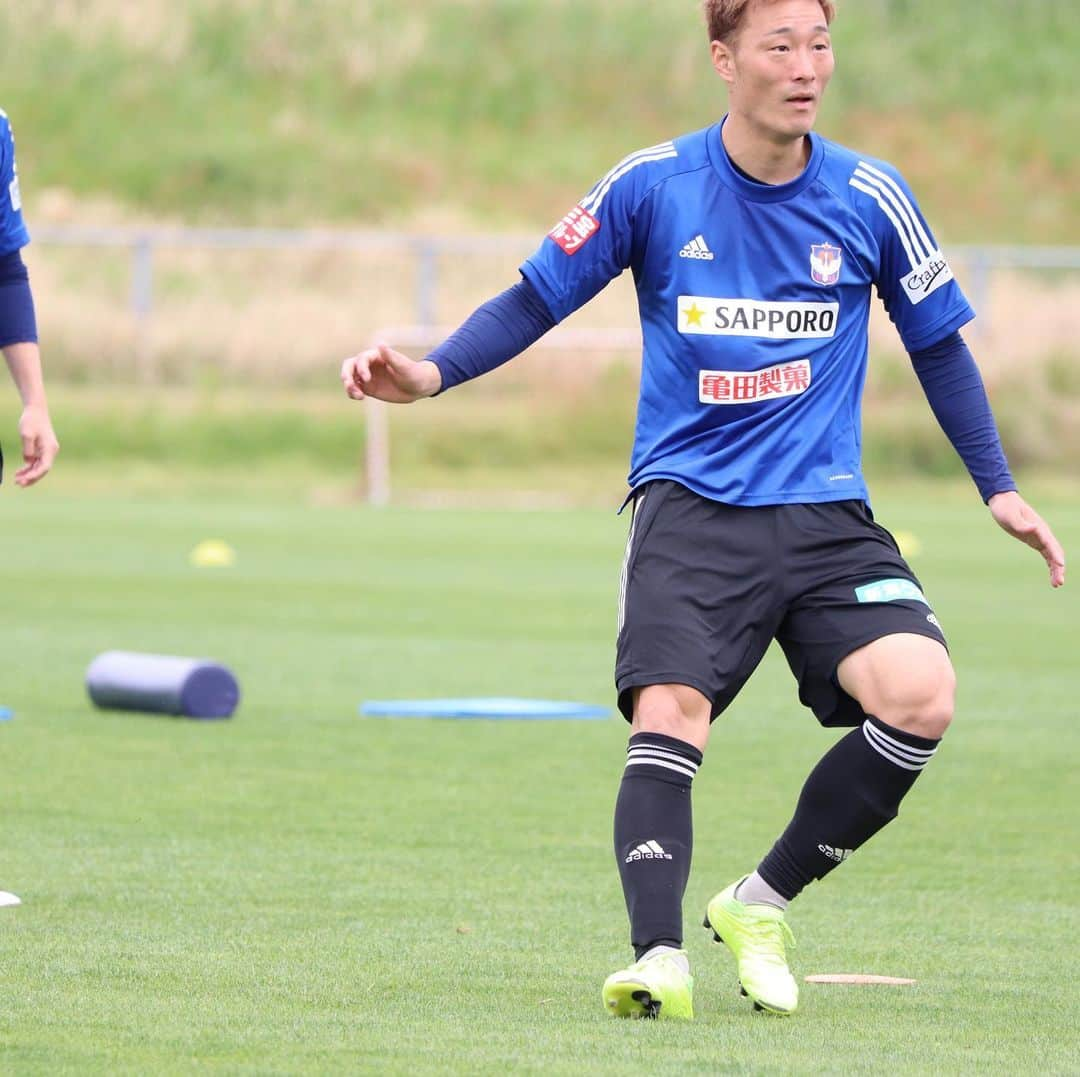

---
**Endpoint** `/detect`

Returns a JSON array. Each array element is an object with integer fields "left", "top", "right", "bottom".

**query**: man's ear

[{"left": 711, "top": 39, "right": 736, "bottom": 87}]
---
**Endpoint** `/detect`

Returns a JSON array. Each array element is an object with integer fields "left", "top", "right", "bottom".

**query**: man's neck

[{"left": 721, "top": 116, "right": 811, "bottom": 186}]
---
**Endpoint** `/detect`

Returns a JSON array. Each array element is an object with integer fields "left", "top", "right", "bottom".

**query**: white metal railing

[{"left": 32, "top": 224, "right": 1080, "bottom": 344}]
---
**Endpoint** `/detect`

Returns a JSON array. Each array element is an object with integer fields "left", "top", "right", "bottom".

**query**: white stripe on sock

[
  {"left": 862, "top": 723, "right": 931, "bottom": 771},
  {"left": 626, "top": 749, "right": 699, "bottom": 778},
  {"left": 863, "top": 720, "right": 937, "bottom": 759},
  {"left": 627, "top": 745, "right": 700, "bottom": 770},
  {"left": 863, "top": 722, "right": 937, "bottom": 768},
  {"left": 625, "top": 757, "right": 698, "bottom": 779}
]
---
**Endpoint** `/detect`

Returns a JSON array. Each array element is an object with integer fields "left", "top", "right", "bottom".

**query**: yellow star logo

[{"left": 683, "top": 302, "right": 705, "bottom": 327}]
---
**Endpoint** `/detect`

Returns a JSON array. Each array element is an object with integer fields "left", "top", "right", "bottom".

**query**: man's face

[{"left": 712, "top": 0, "right": 835, "bottom": 143}]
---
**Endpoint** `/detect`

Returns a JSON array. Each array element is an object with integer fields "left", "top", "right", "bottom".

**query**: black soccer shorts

[{"left": 615, "top": 480, "right": 948, "bottom": 727}]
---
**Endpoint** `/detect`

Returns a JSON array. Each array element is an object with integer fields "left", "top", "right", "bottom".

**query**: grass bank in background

[{"left": 3, "top": 0, "right": 1077, "bottom": 241}]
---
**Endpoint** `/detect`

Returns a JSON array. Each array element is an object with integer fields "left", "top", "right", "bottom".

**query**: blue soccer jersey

[
  {"left": 0, "top": 110, "right": 30, "bottom": 256},
  {"left": 522, "top": 120, "right": 974, "bottom": 506}
]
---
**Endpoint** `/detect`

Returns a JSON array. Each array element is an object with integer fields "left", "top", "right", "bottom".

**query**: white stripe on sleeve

[
  {"left": 856, "top": 161, "right": 936, "bottom": 260},
  {"left": 581, "top": 146, "right": 678, "bottom": 215},
  {"left": 850, "top": 177, "right": 920, "bottom": 270},
  {"left": 582, "top": 142, "right": 675, "bottom": 204},
  {"left": 853, "top": 168, "right": 929, "bottom": 265}
]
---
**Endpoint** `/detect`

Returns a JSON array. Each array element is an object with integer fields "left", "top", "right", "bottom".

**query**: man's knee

[
  {"left": 838, "top": 634, "right": 956, "bottom": 740},
  {"left": 883, "top": 665, "right": 955, "bottom": 739},
  {"left": 631, "top": 683, "right": 712, "bottom": 749}
]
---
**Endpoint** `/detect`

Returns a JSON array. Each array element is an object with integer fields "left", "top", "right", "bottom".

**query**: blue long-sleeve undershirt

[
  {"left": 909, "top": 330, "right": 1015, "bottom": 502},
  {"left": 426, "top": 278, "right": 1014, "bottom": 503},
  {"left": 0, "top": 248, "right": 38, "bottom": 348},
  {"left": 427, "top": 276, "right": 555, "bottom": 392}
]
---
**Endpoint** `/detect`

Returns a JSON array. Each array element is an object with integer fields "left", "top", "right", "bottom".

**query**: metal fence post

[
  {"left": 414, "top": 239, "right": 438, "bottom": 331},
  {"left": 365, "top": 399, "right": 391, "bottom": 507},
  {"left": 131, "top": 235, "right": 156, "bottom": 381},
  {"left": 968, "top": 249, "right": 991, "bottom": 338}
]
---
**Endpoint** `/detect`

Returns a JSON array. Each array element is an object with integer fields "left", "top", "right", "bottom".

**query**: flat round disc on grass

[
  {"left": 360, "top": 697, "right": 609, "bottom": 720},
  {"left": 805, "top": 974, "right": 916, "bottom": 985},
  {"left": 0, "top": 891, "right": 22, "bottom": 907}
]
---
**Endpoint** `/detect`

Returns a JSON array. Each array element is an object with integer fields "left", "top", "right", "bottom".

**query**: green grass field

[{"left": 1, "top": 483, "right": 1077, "bottom": 1074}]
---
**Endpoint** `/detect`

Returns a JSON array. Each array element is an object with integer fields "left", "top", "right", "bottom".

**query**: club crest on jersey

[
  {"left": 810, "top": 243, "right": 842, "bottom": 286},
  {"left": 548, "top": 204, "right": 600, "bottom": 256}
]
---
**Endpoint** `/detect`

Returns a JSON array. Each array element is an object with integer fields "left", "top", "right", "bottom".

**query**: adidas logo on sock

[
  {"left": 625, "top": 840, "right": 674, "bottom": 863},
  {"left": 818, "top": 843, "right": 853, "bottom": 863},
  {"left": 678, "top": 234, "right": 714, "bottom": 260}
]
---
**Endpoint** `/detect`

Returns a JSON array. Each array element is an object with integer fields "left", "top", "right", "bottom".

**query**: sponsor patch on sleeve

[
  {"left": 548, "top": 204, "right": 600, "bottom": 255},
  {"left": 900, "top": 251, "right": 954, "bottom": 305},
  {"left": 9, "top": 173, "right": 21, "bottom": 213}
]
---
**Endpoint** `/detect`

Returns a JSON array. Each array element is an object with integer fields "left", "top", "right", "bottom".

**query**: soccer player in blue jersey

[
  {"left": 341, "top": 0, "right": 1065, "bottom": 1019},
  {"left": 0, "top": 109, "right": 58, "bottom": 489},
  {"left": 0, "top": 108, "right": 57, "bottom": 909}
]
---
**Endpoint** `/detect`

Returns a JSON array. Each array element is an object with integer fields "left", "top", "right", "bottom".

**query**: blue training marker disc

[
  {"left": 0, "top": 707, "right": 12, "bottom": 721},
  {"left": 360, "top": 697, "right": 610, "bottom": 721}
]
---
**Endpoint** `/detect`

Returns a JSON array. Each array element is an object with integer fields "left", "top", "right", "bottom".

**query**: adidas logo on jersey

[
  {"left": 625, "top": 840, "right": 673, "bottom": 863},
  {"left": 818, "top": 843, "right": 853, "bottom": 863},
  {"left": 679, "top": 235, "right": 714, "bottom": 260}
]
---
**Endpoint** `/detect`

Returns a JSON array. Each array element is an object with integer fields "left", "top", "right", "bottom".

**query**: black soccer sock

[
  {"left": 757, "top": 714, "right": 940, "bottom": 901},
  {"left": 614, "top": 732, "right": 702, "bottom": 958}
]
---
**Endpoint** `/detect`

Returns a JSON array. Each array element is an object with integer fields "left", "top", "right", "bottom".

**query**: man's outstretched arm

[
  {"left": 341, "top": 277, "right": 556, "bottom": 403},
  {"left": 911, "top": 330, "right": 1065, "bottom": 587}
]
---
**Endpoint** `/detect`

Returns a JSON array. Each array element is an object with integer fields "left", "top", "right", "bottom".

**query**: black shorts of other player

[{"left": 615, "top": 480, "right": 947, "bottom": 727}]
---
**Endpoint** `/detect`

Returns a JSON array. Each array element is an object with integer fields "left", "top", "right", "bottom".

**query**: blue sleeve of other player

[
  {"left": 427, "top": 276, "right": 556, "bottom": 393},
  {"left": 851, "top": 159, "right": 973, "bottom": 353},
  {"left": 0, "top": 249, "right": 37, "bottom": 347},
  {"left": 910, "top": 330, "right": 1015, "bottom": 503},
  {"left": 521, "top": 142, "right": 677, "bottom": 321},
  {"left": 0, "top": 113, "right": 31, "bottom": 256}
]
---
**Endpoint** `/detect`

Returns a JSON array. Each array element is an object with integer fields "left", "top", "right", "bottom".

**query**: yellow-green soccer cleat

[
  {"left": 703, "top": 880, "right": 798, "bottom": 1015},
  {"left": 602, "top": 949, "right": 694, "bottom": 1020}
]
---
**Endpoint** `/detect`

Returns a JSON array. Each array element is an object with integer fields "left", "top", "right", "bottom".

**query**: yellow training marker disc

[
  {"left": 892, "top": 530, "right": 922, "bottom": 558},
  {"left": 189, "top": 540, "right": 237, "bottom": 568}
]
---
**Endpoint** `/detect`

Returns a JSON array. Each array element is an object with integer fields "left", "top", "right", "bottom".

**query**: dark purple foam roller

[{"left": 86, "top": 651, "right": 240, "bottom": 719}]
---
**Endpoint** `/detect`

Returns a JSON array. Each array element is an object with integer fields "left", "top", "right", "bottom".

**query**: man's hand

[
  {"left": 340, "top": 344, "right": 442, "bottom": 404},
  {"left": 15, "top": 403, "right": 58, "bottom": 486},
  {"left": 988, "top": 490, "right": 1066, "bottom": 588}
]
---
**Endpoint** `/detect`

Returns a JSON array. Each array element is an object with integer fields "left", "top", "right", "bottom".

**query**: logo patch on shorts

[
  {"left": 854, "top": 578, "right": 928, "bottom": 606},
  {"left": 548, "top": 204, "right": 599, "bottom": 255}
]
